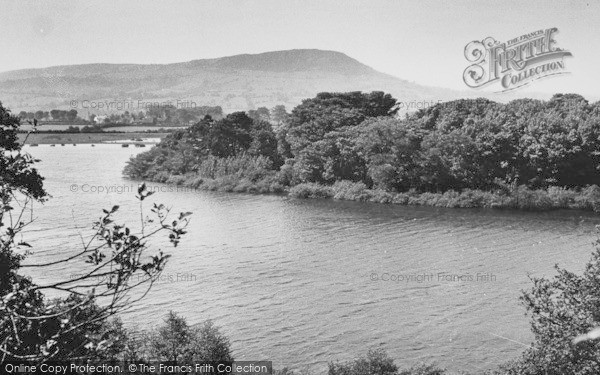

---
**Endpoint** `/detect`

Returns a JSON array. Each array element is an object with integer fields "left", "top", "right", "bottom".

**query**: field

[{"left": 19, "top": 132, "right": 169, "bottom": 145}]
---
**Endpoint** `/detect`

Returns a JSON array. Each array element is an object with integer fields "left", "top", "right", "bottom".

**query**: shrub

[
  {"left": 328, "top": 349, "right": 398, "bottom": 375},
  {"left": 369, "top": 189, "right": 395, "bottom": 204},
  {"left": 496, "top": 237, "right": 600, "bottom": 374},
  {"left": 547, "top": 186, "right": 577, "bottom": 208},
  {"left": 196, "top": 154, "right": 274, "bottom": 182},
  {"left": 398, "top": 364, "right": 447, "bottom": 375},
  {"left": 277, "top": 160, "right": 297, "bottom": 186},
  {"left": 139, "top": 311, "right": 233, "bottom": 363},
  {"left": 510, "top": 186, "right": 553, "bottom": 210},
  {"left": 166, "top": 174, "right": 187, "bottom": 185},
  {"left": 332, "top": 180, "right": 371, "bottom": 201},
  {"left": 574, "top": 185, "right": 600, "bottom": 211},
  {"left": 289, "top": 183, "right": 333, "bottom": 199}
]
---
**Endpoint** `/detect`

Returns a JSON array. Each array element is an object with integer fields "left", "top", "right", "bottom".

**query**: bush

[
  {"left": 166, "top": 175, "right": 187, "bottom": 185},
  {"left": 332, "top": 180, "right": 371, "bottom": 201},
  {"left": 195, "top": 154, "right": 274, "bottom": 182},
  {"left": 369, "top": 189, "right": 396, "bottom": 204},
  {"left": 574, "top": 185, "right": 600, "bottom": 211},
  {"left": 328, "top": 349, "right": 398, "bottom": 375},
  {"left": 496, "top": 237, "right": 600, "bottom": 374},
  {"left": 134, "top": 311, "right": 233, "bottom": 363},
  {"left": 398, "top": 364, "right": 447, "bottom": 375},
  {"left": 547, "top": 186, "right": 577, "bottom": 208},
  {"left": 511, "top": 186, "right": 553, "bottom": 210},
  {"left": 277, "top": 159, "right": 297, "bottom": 186},
  {"left": 289, "top": 183, "right": 333, "bottom": 199}
]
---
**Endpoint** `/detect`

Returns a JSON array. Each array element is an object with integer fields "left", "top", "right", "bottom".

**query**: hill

[{"left": 0, "top": 49, "right": 542, "bottom": 114}]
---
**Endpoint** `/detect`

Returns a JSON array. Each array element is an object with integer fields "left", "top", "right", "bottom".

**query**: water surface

[{"left": 22, "top": 145, "right": 600, "bottom": 373}]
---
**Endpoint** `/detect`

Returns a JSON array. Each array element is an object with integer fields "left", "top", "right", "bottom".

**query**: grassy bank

[
  {"left": 19, "top": 132, "right": 169, "bottom": 144},
  {"left": 287, "top": 181, "right": 600, "bottom": 211},
  {"left": 131, "top": 165, "right": 600, "bottom": 212}
]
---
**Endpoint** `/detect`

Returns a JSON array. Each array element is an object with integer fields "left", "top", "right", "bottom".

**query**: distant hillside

[{"left": 0, "top": 49, "right": 545, "bottom": 114}]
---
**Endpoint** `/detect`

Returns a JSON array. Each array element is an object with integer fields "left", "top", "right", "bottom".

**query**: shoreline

[
  {"left": 19, "top": 132, "right": 169, "bottom": 144},
  {"left": 134, "top": 173, "right": 600, "bottom": 212}
]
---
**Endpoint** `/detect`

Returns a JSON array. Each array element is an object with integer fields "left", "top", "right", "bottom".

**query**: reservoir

[{"left": 22, "top": 144, "right": 600, "bottom": 373}]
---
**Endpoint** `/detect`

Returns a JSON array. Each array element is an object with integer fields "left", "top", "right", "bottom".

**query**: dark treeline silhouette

[{"left": 125, "top": 92, "right": 600, "bottom": 211}]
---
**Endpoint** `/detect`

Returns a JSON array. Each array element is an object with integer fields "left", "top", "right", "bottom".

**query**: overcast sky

[{"left": 1, "top": 0, "right": 598, "bottom": 97}]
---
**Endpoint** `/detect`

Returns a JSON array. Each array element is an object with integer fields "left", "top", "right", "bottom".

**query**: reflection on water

[{"left": 21, "top": 145, "right": 600, "bottom": 373}]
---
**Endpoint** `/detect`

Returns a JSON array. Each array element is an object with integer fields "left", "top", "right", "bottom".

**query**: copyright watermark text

[
  {"left": 367, "top": 271, "right": 497, "bottom": 283},
  {"left": 397, "top": 100, "right": 443, "bottom": 111},
  {"left": 70, "top": 99, "right": 197, "bottom": 110},
  {"left": 69, "top": 183, "right": 198, "bottom": 194}
]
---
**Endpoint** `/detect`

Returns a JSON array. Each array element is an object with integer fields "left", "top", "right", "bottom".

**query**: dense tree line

[
  {"left": 145, "top": 105, "right": 224, "bottom": 125},
  {"left": 125, "top": 111, "right": 280, "bottom": 180},
  {"left": 125, "top": 92, "right": 600, "bottom": 206},
  {"left": 281, "top": 93, "right": 600, "bottom": 191},
  {"left": 18, "top": 109, "right": 80, "bottom": 122}
]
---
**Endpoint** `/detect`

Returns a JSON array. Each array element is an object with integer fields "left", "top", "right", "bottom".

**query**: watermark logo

[
  {"left": 69, "top": 99, "right": 198, "bottom": 110},
  {"left": 69, "top": 183, "right": 200, "bottom": 194},
  {"left": 463, "top": 27, "right": 572, "bottom": 92},
  {"left": 366, "top": 271, "right": 497, "bottom": 284},
  {"left": 397, "top": 100, "right": 443, "bottom": 112}
]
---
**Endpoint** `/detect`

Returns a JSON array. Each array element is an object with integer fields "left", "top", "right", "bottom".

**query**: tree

[
  {"left": 496, "top": 236, "right": 600, "bottom": 374},
  {"left": 150, "top": 311, "right": 192, "bottom": 362},
  {"left": 271, "top": 105, "right": 289, "bottom": 127},
  {"left": 328, "top": 349, "right": 399, "bottom": 375},
  {"left": 248, "top": 107, "right": 271, "bottom": 123},
  {"left": 249, "top": 120, "right": 279, "bottom": 163},
  {"left": 353, "top": 117, "right": 421, "bottom": 191},
  {"left": 185, "top": 112, "right": 255, "bottom": 158},
  {"left": 145, "top": 311, "right": 232, "bottom": 363},
  {"left": 189, "top": 320, "right": 233, "bottom": 362},
  {"left": 285, "top": 91, "right": 398, "bottom": 157},
  {"left": 256, "top": 106, "right": 271, "bottom": 121}
]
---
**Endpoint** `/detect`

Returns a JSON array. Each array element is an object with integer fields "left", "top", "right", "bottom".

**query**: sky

[{"left": 1, "top": 0, "right": 599, "bottom": 97}]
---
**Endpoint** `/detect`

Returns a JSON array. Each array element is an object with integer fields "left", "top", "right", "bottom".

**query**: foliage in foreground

[
  {"left": 0, "top": 101, "right": 190, "bottom": 363},
  {"left": 114, "top": 314, "right": 454, "bottom": 375},
  {"left": 275, "top": 350, "right": 450, "bottom": 375},
  {"left": 489, "top": 235, "right": 600, "bottom": 375},
  {"left": 106, "top": 313, "right": 455, "bottom": 374},
  {"left": 119, "top": 311, "right": 233, "bottom": 364}
]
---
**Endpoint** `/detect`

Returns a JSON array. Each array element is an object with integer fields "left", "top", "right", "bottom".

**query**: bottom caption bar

[{"left": 2, "top": 361, "right": 273, "bottom": 375}]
